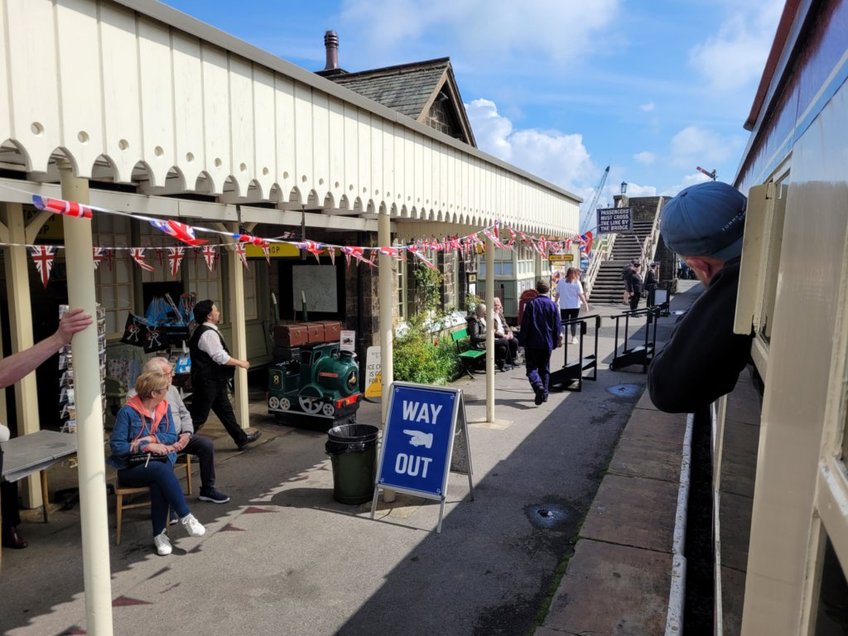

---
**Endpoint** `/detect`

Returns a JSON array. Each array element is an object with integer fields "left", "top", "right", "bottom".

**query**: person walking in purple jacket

[{"left": 520, "top": 279, "right": 563, "bottom": 405}]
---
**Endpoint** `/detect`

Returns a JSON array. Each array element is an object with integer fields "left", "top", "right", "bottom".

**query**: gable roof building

[{"left": 317, "top": 33, "right": 476, "bottom": 146}]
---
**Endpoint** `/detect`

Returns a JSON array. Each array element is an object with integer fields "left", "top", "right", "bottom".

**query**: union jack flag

[
  {"left": 30, "top": 246, "right": 56, "bottom": 287},
  {"left": 201, "top": 246, "right": 217, "bottom": 272},
  {"left": 92, "top": 247, "right": 111, "bottom": 271},
  {"left": 234, "top": 243, "right": 249, "bottom": 270},
  {"left": 130, "top": 248, "right": 155, "bottom": 272},
  {"left": 234, "top": 233, "right": 268, "bottom": 248},
  {"left": 167, "top": 247, "right": 185, "bottom": 277},
  {"left": 483, "top": 229, "right": 506, "bottom": 250},
  {"left": 149, "top": 219, "right": 207, "bottom": 246},
  {"left": 32, "top": 195, "right": 92, "bottom": 219}
]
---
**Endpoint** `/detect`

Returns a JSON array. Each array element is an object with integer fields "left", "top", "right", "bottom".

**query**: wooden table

[{"left": 1, "top": 429, "right": 78, "bottom": 525}]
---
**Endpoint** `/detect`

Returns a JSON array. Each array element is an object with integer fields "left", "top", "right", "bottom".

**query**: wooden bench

[{"left": 450, "top": 327, "right": 486, "bottom": 379}]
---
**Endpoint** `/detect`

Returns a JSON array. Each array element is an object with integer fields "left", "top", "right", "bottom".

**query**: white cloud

[
  {"left": 640, "top": 102, "right": 655, "bottom": 112},
  {"left": 689, "top": 1, "right": 782, "bottom": 92},
  {"left": 341, "top": 0, "right": 620, "bottom": 65},
  {"left": 669, "top": 125, "right": 742, "bottom": 170},
  {"left": 634, "top": 151, "right": 656, "bottom": 165},
  {"left": 621, "top": 182, "right": 657, "bottom": 197},
  {"left": 466, "top": 98, "right": 596, "bottom": 193},
  {"left": 661, "top": 173, "right": 712, "bottom": 197}
]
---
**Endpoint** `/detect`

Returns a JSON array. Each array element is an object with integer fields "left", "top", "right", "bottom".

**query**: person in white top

[{"left": 555, "top": 267, "right": 589, "bottom": 344}]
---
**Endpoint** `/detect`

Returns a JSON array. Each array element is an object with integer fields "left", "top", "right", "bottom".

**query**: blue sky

[{"left": 162, "top": 0, "right": 782, "bottom": 226}]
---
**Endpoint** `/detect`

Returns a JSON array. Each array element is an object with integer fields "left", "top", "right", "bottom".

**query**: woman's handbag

[{"left": 126, "top": 452, "right": 168, "bottom": 467}]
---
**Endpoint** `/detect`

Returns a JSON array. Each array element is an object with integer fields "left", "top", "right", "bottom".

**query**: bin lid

[{"left": 327, "top": 424, "right": 379, "bottom": 443}]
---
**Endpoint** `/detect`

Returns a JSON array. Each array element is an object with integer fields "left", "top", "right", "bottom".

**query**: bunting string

[{"left": 0, "top": 182, "right": 592, "bottom": 282}]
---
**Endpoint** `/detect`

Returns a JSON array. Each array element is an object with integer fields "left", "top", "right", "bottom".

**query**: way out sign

[{"left": 370, "top": 382, "right": 474, "bottom": 533}]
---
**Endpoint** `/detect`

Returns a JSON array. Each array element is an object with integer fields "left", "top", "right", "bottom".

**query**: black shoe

[
  {"left": 534, "top": 389, "right": 545, "bottom": 406},
  {"left": 2, "top": 526, "right": 28, "bottom": 549},
  {"left": 237, "top": 430, "right": 262, "bottom": 450}
]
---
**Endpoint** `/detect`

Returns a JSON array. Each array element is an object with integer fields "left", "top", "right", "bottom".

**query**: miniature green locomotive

[{"left": 268, "top": 342, "right": 361, "bottom": 419}]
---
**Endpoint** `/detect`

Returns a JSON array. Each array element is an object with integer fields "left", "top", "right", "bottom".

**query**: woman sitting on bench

[{"left": 468, "top": 304, "right": 512, "bottom": 371}]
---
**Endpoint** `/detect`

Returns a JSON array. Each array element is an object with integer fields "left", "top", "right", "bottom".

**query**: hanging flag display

[
  {"left": 32, "top": 195, "right": 93, "bottom": 219},
  {"left": 0, "top": 185, "right": 590, "bottom": 284},
  {"left": 234, "top": 243, "right": 249, "bottom": 270},
  {"left": 167, "top": 247, "right": 185, "bottom": 277},
  {"left": 149, "top": 219, "right": 208, "bottom": 246},
  {"left": 30, "top": 246, "right": 56, "bottom": 287},
  {"left": 201, "top": 245, "right": 217, "bottom": 272},
  {"left": 130, "top": 248, "right": 155, "bottom": 272}
]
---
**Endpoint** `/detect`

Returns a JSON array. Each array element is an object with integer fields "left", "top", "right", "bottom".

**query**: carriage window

[{"left": 759, "top": 180, "right": 788, "bottom": 342}]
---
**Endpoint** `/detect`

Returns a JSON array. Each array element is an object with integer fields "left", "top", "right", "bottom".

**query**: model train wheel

[
  {"left": 268, "top": 396, "right": 280, "bottom": 409},
  {"left": 321, "top": 402, "right": 336, "bottom": 417},
  {"left": 280, "top": 397, "right": 291, "bottom": 411},
  {"left": 298, "top": 396, "right": 322, "bottom": 414}
]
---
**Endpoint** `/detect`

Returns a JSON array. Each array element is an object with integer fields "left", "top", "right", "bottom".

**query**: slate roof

[{"left": 329, "top": 58, "right": 451, "bottom": 120}]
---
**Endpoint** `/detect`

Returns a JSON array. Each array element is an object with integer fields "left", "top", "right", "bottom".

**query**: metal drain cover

[
  {"left": 525, "top": 504, "right": 570, "bottom": 530},
  {"left": 606, "top": 383, "right": 643, "bottom": 398}
]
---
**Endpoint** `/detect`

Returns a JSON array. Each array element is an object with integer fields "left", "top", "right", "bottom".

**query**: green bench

[{"left": 450, "top": 326, "right": 486, "bottom": 379}]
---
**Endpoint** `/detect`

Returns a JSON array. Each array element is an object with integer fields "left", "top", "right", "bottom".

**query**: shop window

[
  {"left": 93, "top": 214, "right": 133, "bottom": 337},
  {"left": 187, "top": 246, "right": 221, "bottom": 308}
]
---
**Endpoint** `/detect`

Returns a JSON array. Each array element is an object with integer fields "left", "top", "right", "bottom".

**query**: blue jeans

[
  {"left": 118, "top": 461, "right": 191, "bottom": 536},
  {"left": 524, "top": 347, "right": 553, "bottom": 395}
]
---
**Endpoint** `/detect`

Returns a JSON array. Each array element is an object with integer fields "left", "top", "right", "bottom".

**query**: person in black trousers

[{"left": 188, "top": 300, "right": 260, "bottom": 450}]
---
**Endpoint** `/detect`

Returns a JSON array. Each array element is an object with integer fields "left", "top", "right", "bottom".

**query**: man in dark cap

[{"left": 648, "top": 181, "right": 753, "bottom": 413}]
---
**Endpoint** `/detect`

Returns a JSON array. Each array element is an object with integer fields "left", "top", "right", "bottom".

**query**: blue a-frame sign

[{"left": 370, "top": 382, "right": 474, "bottom": 533}]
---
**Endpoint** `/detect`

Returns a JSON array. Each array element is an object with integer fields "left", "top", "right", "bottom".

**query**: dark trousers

[
  {"left": 190, "top": 378, "right": 247, "bottom": 446},
  {"left": 524, "top": 347, "right": 553, "bottom": 395},
  {"left": 502, "top": 337, "right": 519, "bottom": 363},
  {"left": 560, "top": 308, "right": 580, "bottom": 336},
  {"left": 184, "top": 435, "right": 215, "bottom": 491},
  {"left": 1, "top": 480, "right": 21, "bottom": 530},
  {"left": 118, "top": 461, "right": 190, "bottom": 536},
  {"left": 629, "top": 292, "right": 642, "bottom": 311}
]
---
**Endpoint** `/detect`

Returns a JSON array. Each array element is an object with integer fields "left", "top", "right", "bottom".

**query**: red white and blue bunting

[{"left": 4, "top": 187, "right": 593, "bottom": 284}]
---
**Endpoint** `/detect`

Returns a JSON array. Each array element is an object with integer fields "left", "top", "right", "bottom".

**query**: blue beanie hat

[{"left": 661, "top": 182, "right": 747, "bottom": 261}]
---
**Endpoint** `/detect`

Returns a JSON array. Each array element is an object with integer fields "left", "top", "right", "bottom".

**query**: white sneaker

[
  {"left": 571, "top": 337, "right": 579, "bottom": 344},
  {"left": 153, "top": 531, "right": 172, "bottom": 556},
  {"left": 181, "top": 513, "right": 206, "bottom": 537}
]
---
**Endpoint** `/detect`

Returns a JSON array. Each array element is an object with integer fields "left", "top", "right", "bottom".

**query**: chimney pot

[{"left": 324, "top": 30, "right": 339, "bottom": 71}]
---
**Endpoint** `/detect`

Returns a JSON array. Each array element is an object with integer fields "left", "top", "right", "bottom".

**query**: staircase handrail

[
  {"left": 640, "top": 198, "right": 664, "bottom": 264},
  {"left": 585, "top": 232, "right": 616, "bottom": 298}
]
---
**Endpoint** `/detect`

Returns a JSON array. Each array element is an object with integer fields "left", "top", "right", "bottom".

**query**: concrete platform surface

[{"left": 0, "top": 285, "right": 703, "bottom": 635}]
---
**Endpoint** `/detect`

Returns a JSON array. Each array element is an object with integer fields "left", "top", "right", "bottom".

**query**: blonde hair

[{"left": 134, "top": 370, "right": 169, "bottom": 400}]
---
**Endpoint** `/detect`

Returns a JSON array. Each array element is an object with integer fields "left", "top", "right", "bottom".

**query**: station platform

[{"left": 0, "top": 283, "right": 707, "bottom": 635}]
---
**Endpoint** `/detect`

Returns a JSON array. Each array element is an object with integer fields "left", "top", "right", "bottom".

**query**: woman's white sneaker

[
  {"left": 181, "top": 513, "right": 206, "bottom": 537},
  {"left": 153, "top": 531, "right": 172, "bottom": 556}
]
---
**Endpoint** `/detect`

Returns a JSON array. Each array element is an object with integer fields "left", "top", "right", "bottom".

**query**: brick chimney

[{"left": 324, "top": 30, "right": 339, "bottom": 72}]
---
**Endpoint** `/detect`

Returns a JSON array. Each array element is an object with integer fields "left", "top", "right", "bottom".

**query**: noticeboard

[
  {"left": 597, "top": 206, "right": 633, "bottom": 233},
  {"left": 371, "top": 382, "right": 474, "bottom": 533}
]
